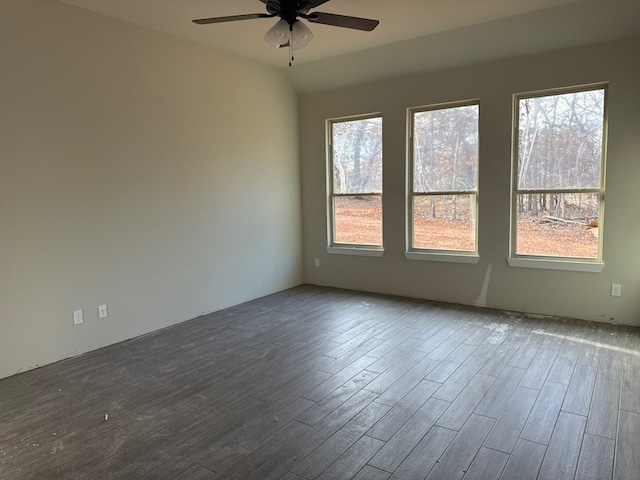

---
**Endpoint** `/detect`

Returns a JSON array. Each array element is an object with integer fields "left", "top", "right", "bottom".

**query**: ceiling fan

[{"left": 193, "top": 0, "right": 380, "bottom": 65}]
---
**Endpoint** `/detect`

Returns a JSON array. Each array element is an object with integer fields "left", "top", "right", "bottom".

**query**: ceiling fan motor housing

[{"left": 266, "top": 0, "right": 306, "bottom": 25}]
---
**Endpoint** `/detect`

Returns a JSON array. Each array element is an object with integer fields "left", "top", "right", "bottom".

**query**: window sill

[
  {"left": 327, "top": 246, "right": 384, "bottom": 257},
  {"left": 405, "top": 251, "right": 480, "bottom": 264},
  {"left": 507, "top": 257, "right": 604, "bottom": 273}
]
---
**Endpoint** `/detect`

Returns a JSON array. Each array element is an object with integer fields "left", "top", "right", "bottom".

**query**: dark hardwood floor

[{"left": 1, "top": 285, "right": 639, "bottom": 479}]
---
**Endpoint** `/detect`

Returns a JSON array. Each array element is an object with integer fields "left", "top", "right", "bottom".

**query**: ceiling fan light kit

[
  {"left": 264, "top": 18, "right": 290, "bottom": 48},
  {"left": 264, "top": 18, "right": 313, "bottom": 50},
  {"left": 193, "top": 0, "right": 379, "bottom": 65},
  {"left": 290, "top": 21, "right": 314, "bottom": 49}
]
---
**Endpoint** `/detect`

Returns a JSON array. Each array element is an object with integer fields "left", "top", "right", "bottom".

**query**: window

[
  {"left": 408, "top": 101, "right": 479, "bottom": 257},
  {"left": 328, "top": 114, "right": 383, "bottom": 251},
  {"left": 511, "top": 85, "right": 607, "bottom": 267}
]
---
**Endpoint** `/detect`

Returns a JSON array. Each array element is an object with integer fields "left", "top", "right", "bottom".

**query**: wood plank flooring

[{"left": 1, "top": 285, "right": 639, "bottom": 479}]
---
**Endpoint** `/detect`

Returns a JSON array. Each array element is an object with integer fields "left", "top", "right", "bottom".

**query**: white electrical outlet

[
  {"left": 98, "top": 305, "right": 108, "bottom": 319},
  {"left": 73, "top": 310, "right": 84, "bottom": 325},
  {"left": 314, "top": 258, "right": 320, "bottom": 267},
  {"left": 611, "top": 284, "right": 622, "bottom": 297}
]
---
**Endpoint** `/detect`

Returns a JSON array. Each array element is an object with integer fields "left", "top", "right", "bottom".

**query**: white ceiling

[
  {"left": 61, "top": 0, "right": 640, "bottom": 91},
  {"left": 59, "top": 0, "right": 593, "bottom": 65}
]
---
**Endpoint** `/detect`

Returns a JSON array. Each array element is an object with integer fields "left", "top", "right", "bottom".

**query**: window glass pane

[
  {"left": 413, "top": 105, "right": 478, "bottom": 192},
  {"left": 517, "top": 89, "right": 604, "bottom": 190},
  {"left": 515, "top": 192, "right": 599, "bottom": 258},
  {"left": 332, "top": 117, "right": 382, "bottom": 194},
  {"left": 334, "top": 196, "right": 382, "bottom": 246},
  {"left": 413, "top": 195, "right": 476, "bottom": 251}
]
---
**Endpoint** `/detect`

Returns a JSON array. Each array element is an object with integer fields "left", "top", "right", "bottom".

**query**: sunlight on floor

[{"left": 532, "top": 329, "right": 640, "bottom": 357}]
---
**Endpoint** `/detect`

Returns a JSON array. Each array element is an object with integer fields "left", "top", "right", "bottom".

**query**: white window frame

[
  {"left": 508, "top": 83, "right": 608, "bottom": 273},
  {"left": 327, "top": 113, "right": 384, "bottom": 256},
  {"left": 405, "top": 100, "right": 480, "bottom": 264}
]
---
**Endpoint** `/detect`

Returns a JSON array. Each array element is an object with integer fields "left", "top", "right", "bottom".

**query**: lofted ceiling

[{"left": 60, "top": 0, "right": 640, "bottom": 91}]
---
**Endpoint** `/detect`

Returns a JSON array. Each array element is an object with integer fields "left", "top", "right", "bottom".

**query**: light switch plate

[{"left": 73, "top": 310, "right": 84, "bottom": 325}]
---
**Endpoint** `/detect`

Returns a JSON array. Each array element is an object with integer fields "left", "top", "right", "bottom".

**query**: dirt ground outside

[
  {"left": 516, "top": 221, "right": 598, "bottom": 258},
  {"left": 334, "top": 198, "right": 598, "bottom": 258}
]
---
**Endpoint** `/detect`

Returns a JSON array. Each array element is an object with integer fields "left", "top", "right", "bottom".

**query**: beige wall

[
  {"left": 0, "top": 0, "right": 302, "bottom": 379},
  {"left": 301, "top": 36, "right": 640, "bottom": 326}
]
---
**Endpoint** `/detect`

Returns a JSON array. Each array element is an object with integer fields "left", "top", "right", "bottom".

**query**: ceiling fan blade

[
  {"left": 301, "top": 0, "right": 331, "bottom": 9},
  {"left": 193, "top": 13, "right": 274, "bottom": 25},
  {"left": 306, "top": 12, "right": 379, "bottom": 31}
]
